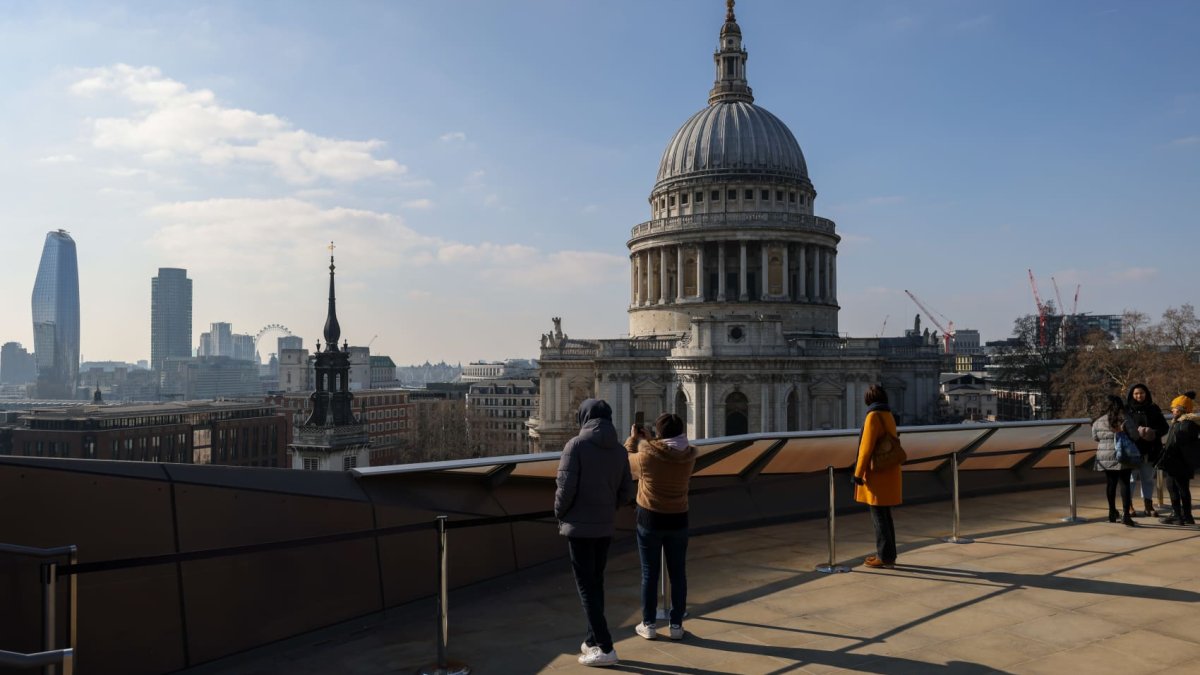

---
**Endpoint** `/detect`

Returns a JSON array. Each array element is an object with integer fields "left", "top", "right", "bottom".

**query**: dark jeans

[
  {"left": 636, "top": 524, "right": 688, "bottom": 625},
  {"left": 568, "top": 536, "right": 613, "bottom": 652},
  {"left": 1104, "top": 469, "right": 1133, "bottom": 514},
  {"left": 869, "top": 505, "right": 896, "bottom": 563},
  {"left": 1165, "top": 470, "right": 1194, "bottom": 520}
]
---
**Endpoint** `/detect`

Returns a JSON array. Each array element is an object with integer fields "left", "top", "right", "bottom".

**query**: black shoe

[
  {"left": 1122, "top": 515, "right": 1138, "bottom": 527},
  {"left": 1184, "top": 516, "right": 1196, "bottom": 525},
  {"left": 1159, "top": 515, "right": 1181, "bottom": 525},
  {"left": 1108, "top": 510, "right": 1119, "bottom": 523}
]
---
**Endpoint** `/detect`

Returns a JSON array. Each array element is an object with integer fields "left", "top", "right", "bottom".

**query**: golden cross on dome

[
  {"left": 727, "top": 0, "right": 735, "bottom": 22},
  {"left": 327, "top": 241, "right": 336, "bottom": 254}
]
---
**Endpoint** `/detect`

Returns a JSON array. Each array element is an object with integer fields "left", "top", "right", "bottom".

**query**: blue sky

[{"left": 1, "top": 0, "right": 1197, "bottom": 365}]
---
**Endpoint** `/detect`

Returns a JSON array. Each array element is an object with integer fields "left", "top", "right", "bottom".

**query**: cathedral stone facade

[{"left": 528, "top": 2, "right": 940, "bottom": 452}]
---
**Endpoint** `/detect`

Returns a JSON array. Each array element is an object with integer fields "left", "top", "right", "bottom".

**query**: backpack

[
  {"left": 1114, "top": 431, "right": 1142, "bottom": 467},
  {"left": 870, "top": 432, "right": 907, "bottom": 471}
]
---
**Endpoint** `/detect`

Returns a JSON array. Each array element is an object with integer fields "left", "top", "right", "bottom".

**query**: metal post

[
  {"left": 64, "top": 547, "right": 76, "bottom": 675},
  {"left": 420, "top": 516, "right": 470, "bottom": 675},
  {"left": 943, "top": 453, "right": 974, "bottom": 544},
  {"left": 1061, "top": 442, "right": 1085, "bottom": 523},
  {"left": 1156, "top": 468, "right": 1167, "bottom": 509},
  {"left": 655, "top": 548, "right": 670, "bottom": 621},
  {"left": 43, "top": 561, "right": 57, "bottom": 675},
  {"left": 816, "top": 465, "right": 850, "bottom": 573}
]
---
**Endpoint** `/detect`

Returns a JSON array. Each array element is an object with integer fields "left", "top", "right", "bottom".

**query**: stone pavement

[{"left": 193, "top": 486, "right": 1200, "bottom": 674}]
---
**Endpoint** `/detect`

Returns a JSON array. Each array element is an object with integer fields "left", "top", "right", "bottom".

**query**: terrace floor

[{"left": 191, "top": 486, "right": 1200, "bottom": 674}]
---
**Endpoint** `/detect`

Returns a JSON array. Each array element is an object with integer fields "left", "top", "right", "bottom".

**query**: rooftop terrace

[{"left": 192, "top": 487, "right": 1200, "bottom": 674}]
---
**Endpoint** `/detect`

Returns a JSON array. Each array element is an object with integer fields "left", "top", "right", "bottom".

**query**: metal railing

[{"left": 0, "top": 543, "right": 77, "bottom": 675}]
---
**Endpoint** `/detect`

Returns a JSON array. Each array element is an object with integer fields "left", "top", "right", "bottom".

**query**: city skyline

[{"left": 2, "top": 1, "right": 1198, "bottom": 365}]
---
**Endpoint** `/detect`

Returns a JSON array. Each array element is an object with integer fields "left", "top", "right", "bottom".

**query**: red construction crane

[
  {"left": 1028, "top": 269, "right": 1048, "bottom": 346},
  {"left": 904, "top": 290, "right": 955, "bottom": 354}
]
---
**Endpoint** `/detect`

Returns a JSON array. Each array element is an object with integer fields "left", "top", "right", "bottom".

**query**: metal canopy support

[
  {"left": 1061, "top": 442, "right": 1085, "bottom": 523},
  {"left": 943, "top": 453, "right": 974, "bottom": 544},
  {"left": 816, "top": 466, "right": 850, "bottom": 573}
]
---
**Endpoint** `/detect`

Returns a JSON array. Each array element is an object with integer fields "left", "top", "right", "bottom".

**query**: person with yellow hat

[{"left": 1159, "top": 392, "right": 1199, "bottom": 525}]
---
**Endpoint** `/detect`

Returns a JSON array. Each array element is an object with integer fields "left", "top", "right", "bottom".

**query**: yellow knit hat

[{"left": 1170, "top": 392, "right": 1196, "bottom": 414}]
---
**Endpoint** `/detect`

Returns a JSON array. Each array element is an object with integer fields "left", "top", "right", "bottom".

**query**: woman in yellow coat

[{"left": 853, "top": 384, "right": 902, "bottom": 568}]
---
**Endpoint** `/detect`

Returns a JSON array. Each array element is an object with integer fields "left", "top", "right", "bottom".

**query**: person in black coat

[
  {"left": 1159, "top": 392, "right": 1199, "bottom": 525},
  {"left": 1125, "top": 384, "right": 1169, "bottom": 517}
]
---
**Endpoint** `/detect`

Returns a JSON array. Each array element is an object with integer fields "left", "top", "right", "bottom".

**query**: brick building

[{"left": 1, "top": 400, "right": 287, "bottom": 467}]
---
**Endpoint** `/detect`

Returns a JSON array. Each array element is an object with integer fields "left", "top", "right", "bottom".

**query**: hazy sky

[{"left": 2, "top": 0, "right": 1197, "bottom": 365}]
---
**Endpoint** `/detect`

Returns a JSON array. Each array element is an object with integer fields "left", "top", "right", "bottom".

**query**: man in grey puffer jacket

[{"left": 554, "top": 398, "right": 634, "bottom": 667}]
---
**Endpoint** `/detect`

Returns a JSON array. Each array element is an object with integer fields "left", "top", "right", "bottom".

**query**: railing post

[
  {"left": 43, "top": 560, "right": 58, "bottom": 675},
  {"left": 943, "top": 453, "right": 974, "bottom": 544},
  {"left": 816, "top": 465, "right": 850, "bottom": 573},
  {"left": 655, "top": 548, "right": 671, "bottom": 621},
  {"left": 420, "top": 516, "right": 470, "bottom": 675},
  {"left": 1156, "top": 468, "right": 1167, "bottom": 509},
  {"left": 1061, "top": 442, "right": 1085, "bottom": 523},
  {"left": 64, "top": 546, "right": 76, "bottom": 675}
]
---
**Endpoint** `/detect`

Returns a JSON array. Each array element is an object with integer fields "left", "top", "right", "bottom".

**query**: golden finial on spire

[
  {"left": 327, "top": 240, "right": 336, "bottom": 254},
  {"left": 726, "top": 0, "right": 736, "bottom": 22}
]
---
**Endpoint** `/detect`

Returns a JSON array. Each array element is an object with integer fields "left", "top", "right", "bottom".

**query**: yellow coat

[{"left": 854, "top": 409, "right": 903, "bottom": 506}]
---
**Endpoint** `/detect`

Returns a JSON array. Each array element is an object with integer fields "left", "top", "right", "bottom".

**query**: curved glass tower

[{"left": 32, "top": 230, "right": 80, "bottom": 399}]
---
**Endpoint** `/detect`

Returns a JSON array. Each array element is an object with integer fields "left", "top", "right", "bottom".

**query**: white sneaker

[
  {"left": 578, "top": 647, "right": 618, "bottom": 667},
  {"left": 581, "top": 641, "right": 593, "bottom": 655},
  {"left": 636, "top": 622, "right": 657, "bottom": 640},
  {"left": 669, "top": 624, "right": 684, "bottom": 640}
]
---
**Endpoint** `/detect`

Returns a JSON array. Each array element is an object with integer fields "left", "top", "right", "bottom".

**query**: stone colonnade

[{"left": 630, "top": 241, "right": 837, "bottom": 306}]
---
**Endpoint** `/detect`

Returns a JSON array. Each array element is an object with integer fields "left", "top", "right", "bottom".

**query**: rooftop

[{"left": 192, "top": 487, "right": 1200, "bottom": 674}]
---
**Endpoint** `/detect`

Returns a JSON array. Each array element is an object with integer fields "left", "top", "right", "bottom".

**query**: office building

[
  {"left": 150, "top": 268, "right": 192, "bottom": 370},
  {"left": 31, "top": 230, "right": 80, "bottom": 399}
]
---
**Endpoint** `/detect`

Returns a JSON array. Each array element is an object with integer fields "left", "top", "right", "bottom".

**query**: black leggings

[{"left": 1105, "top": 469, "right": 1133, "bottom": 514}]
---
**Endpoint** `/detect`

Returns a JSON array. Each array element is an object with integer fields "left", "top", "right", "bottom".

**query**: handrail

[{"left": 0, "top": 544, "right": 77, "bottom": 675}]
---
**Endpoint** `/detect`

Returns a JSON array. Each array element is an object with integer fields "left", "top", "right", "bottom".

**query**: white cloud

[
  {"left": 145, "top": 197, "right": 626, "bottom": 291},
  {"left": 70, "top": 64, "right": 404, "bottom": 183},
  {"left": 1113, "top": 267, "right": 1157, "bottom": 282},
  {"left": 439, "top": 131, "right": 467, "bottom": 142},
  {"left": 402, "top": 198, "right": 435, "bottom": 210},
  {"left": 39, "top": 154, "right": 80, "bottom": 163}
]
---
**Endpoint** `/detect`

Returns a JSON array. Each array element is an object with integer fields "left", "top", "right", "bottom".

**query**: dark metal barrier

[{"left": 0, "top": 544, "right": 77, "bottom": 675}]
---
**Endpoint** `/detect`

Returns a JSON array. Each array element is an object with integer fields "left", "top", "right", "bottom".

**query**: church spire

[
  {"left": 709, "top": 0, "right": 754, "bottom": 105},
  {"left": 323, "top": 241, "right": 341, "bottom": 350}
]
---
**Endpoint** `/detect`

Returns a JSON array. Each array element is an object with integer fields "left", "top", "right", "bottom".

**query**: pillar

[
  {"left": 717, "top": 244, "right": 726, "bottom": 301},
  {"left": 659, "top": 246, "right": 667, "bottom": 304},
  {"left": 739, "top": 242, "right": 748, "bottom": 301},
  {"left": 760, "top": 244, "right": 769, "bottom": 299},
  {"left": 676, "top": 245, "right": 684, "bottom": 302},
  {"left": 782, "top": 244, "right": 790, "bottom": 300},
  {"left": 798, "top": 244, "right": 807, "bottom": 300},
  {"left": 696, "top": 245, "right": 706, "bottom": 299}
]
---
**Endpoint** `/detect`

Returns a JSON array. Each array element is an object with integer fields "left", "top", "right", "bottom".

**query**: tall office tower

[
  {"left": 31, "top": 230, "right": 80, "bottom": 399},
  {"left": 231, "top": 333, "right": 256, "bottom": 362},
  {"left": 0, "top": 342, "right": 37, "bottom": 384},
  {"left": 151, "top": 268, "right": 192, "bottom": 370},
  {"left": 202, "top": 322, "right": 233, "bottom": 357}
]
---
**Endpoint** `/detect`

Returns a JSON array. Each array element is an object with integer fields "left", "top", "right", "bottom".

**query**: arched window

[
  {"left": 725, "top": 391, "right": 749, "bottom": 437},
  {"left": 768, "top": 254, "right": 783, "bottom": 295},
  {"left": 786, "top": 389, "right": 800, "bottom": 431}
]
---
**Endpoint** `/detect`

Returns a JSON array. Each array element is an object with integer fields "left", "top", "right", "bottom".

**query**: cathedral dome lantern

[{"left": 628, "top": 0, "right": 840, "bottom": 339}]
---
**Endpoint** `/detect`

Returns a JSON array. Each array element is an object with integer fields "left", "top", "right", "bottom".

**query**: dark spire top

[
  {"left": 93, "top": 385, "right": 103, "bottom": 404},
  {"left": 709, "top": 0, "right": 753, "bottom": 104},
  {"left": 323, "top": 241, "right": 341, "bottom": 350}
]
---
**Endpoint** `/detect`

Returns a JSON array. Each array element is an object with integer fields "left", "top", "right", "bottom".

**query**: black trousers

[
  {"left": 1104, "top": 469, "right": 1133, "bottom": 514},
  {"left": 1165, "top": 470, "right": 1194, "bottom": 520},
  {"left": 869, "top": 505, "right": 897, "bottom": 563},
  {"left": 568, "top": 536, "right": 613, "bottom": 652}
]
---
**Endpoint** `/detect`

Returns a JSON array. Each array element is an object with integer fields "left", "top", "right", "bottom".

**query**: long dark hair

[{"left": 1100, "top": 395, "right": 1125, "bottom": 431}]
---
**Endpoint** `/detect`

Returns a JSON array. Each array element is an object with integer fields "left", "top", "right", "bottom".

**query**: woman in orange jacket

[{"left": 853, "top": 384, "right": 902, "bottom": 568}]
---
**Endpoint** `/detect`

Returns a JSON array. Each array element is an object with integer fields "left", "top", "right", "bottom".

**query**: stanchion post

[
  {"left": 1061, "top": 442, "right": 1085, "bottom": 523},
  {"left": 656, "top": 548, "right": 670, "bottom": 621},
  {"left": 943, "top": 453, "right": 974, "bottom": 544},
  {"left": 1156, "top": 468, "right": 1167, "bottom": 509},
  {"left": 420, "top": 516, "right": 470, "bottom": 675},
  {"left": 816, "top": 465, "right": 850, "bottom": 573}
]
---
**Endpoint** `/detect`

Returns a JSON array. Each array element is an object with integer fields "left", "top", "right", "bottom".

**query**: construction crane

[
  {"left": 1072, "top": 284, "right": 1080, "bottom": 315},
  {"left": 904, "top": 290, "right": 955, "bottom": 354},
  {"left": 1051, "top": 277, "right": 1065, "bottom": 316},
  {"left": 876, "top": 314, "right": 889, "bottom": 338},
  {"left": 1027, "top": 269, "right": 1049, "bottom": 347}
]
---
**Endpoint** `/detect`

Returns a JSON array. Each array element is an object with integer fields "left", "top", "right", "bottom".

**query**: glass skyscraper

[
  {"left": 151, "top": 268, "right": 193, "bottom": 370},
  {"left": 31, "top": 229, "right": 80, "bottom": 399}
]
